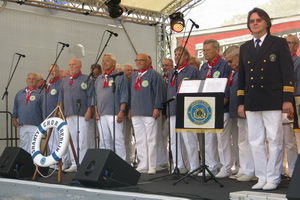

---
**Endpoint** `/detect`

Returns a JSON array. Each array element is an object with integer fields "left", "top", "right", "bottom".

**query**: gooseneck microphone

[
  {"left": 58, "top": 42, "right": 70, "bottom": 47},
  {"left": 106, "top": 30, "right": 118, "bottom": 37},
  {"left": 189, "top": 19, "right": 199, "bottom": 29},
  {"left": 15, "top": 53, "right": 25, "bottom": 58},
  {"left": 108, "top": 71, "right": 123, "bottom": 78}
]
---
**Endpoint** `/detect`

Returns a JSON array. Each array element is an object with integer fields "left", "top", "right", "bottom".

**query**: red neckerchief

[
  {"left": 103, "top": 68, "right": 114, "bottom": 88},
  {"left": 169, "top": 62, "right": 188, "bottom": 87},
  {"left": 46, "top": 77, "right": 60, "bottom": 93},
  {"left": 69, "top": 71, "right": 81, "bottom": 85},
  {"left": 25, "top": 87, "right": 37, "bottom": 105},
  {"left": 227, "top": 66, "right": 238, "bottom": 86},
  {"left": 134, "top": 66, "right": 149, "bottom": 91},
  {"left": 206, "top": 55, "right": 221, "bottom": 78},
  {"left": 292, "top": 53, "right": 297, "bottom": 57}
]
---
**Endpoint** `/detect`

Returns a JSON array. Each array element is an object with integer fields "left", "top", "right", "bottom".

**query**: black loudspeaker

[
  {"left": 75, "top": 149, "right": 141, "bottom": 188},
  {"left": 0, "top": 147, "right": 35, "bottom": 178},
  {"left": 287, "top": 154, "right": 300, "bottom": 200}
]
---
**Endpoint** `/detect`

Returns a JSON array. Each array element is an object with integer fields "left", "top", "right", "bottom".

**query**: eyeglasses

[
  {"left": 227, "top": 55, "right": 237, "bottom": 64},
  {"left": 287, "top": 41, "right": 297, "bottom": 45},
  {"left": 249, "top": 18, "right": 263, "bottom": 24},
  {"left": 134, "top": 59, "right": 146, "bottom": 62}
]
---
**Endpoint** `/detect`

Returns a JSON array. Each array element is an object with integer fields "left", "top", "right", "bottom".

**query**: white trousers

[
  {"left": 97, "top": 115, "right": 126, "bottom": 161},
  {"left": 156, "top": 115, "right": 168, "bottom": 166},
  {"left": 132, "top": 116, "right": 157, "bottom": 170},
  {"left": 87, "top": 118, "right": 97, "bottom": 149},
  {"left": 237, "top": 118, "right": 255, "bottom": 176},
  {"left": 170, "top": 116, "right": 199, "bottom": 171},
  {"left": 230, "top": 118, "right": 239, "bottom": 168},
  {"left": 282, "top": 113, "right": 298, "bottom": 176},
  {"left": 205, "top": 113, "right": 232, "bottom": 173},
  {"left": 246, "top": 110, "right": 283, "bottom": 184},
  {"left": 48, "top": 128, "right": 69, "bottom": 165},
  {"left": 20, "top": 125, "right": 37, "bottom": 154},
  {"left": 66, "top": 115, "right": 89, "bottom": 165},
  {"left": 123, "top": 116, "right": 135, "bottom": 164}
]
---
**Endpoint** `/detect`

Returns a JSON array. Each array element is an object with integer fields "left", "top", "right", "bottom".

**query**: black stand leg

[{"left": 173, "top": 133, "right": 223, "bottom": 187}]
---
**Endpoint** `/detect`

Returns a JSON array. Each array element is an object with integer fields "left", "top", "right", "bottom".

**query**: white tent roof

[{"left": 4, "top": 0, "right": 203, "bottom": 24}]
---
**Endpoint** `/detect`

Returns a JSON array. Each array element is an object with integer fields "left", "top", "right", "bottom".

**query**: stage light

[
  {"left": 106, "top": 0, "right": 123, "bottom": 18},
  {"left": 169, "top": 12, "right": 185, "bottom": 33}
]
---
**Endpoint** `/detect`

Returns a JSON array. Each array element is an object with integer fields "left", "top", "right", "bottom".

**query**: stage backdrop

[{"left": 0, "top": 2, "right": 157, "bottom": 153}]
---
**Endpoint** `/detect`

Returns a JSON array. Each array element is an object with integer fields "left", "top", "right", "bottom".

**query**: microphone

[
  {"left": 189, "top": 19, "right": 199, "bottom": 29},
  {"left": 76, "top": 99, "right": 81, "bottom": 111},
  {"left": 106, "top": 30, "right": 118, "bottom": 37},
  {"left": 108, "top": 71, "right": 124, "bottom": 78},
  {"left": 162, "top": 96, "right": 176, "bottom": 105},
  {"left": 16, "top": 53, "right": 25, "bottom": 58},
  {"left": 58, "top": 42, "right": 70, "bottom": 47}
]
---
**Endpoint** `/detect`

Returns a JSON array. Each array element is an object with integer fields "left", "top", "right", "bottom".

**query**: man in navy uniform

[
  {"left": 42, "top": 64, "right": 69, "bottom": 170},
  {"left": 12, "top": 73, "right": 43, "bottom": 153},
  {"left": 129, "top": 53, "right": 163, "bottom": 175},
  {"left": 95, "top": 53, "right": 128, "bottom": 161},
  {"left": 199, "top": 39, "right": 232, "bottom": 178},
  {"left": 60, "top": 58, "right": 94, "bottom": 172},
  {"left": 167, "top": 46, "right": 200, "bottom": 175},
  {"left": 237, "top": 8, "right": 294, "bottom": 190},
  {"left": 223, "top": 46, "right": 256, "bottom": 182}
]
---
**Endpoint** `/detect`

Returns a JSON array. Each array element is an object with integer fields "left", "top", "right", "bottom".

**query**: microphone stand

[
  {"left": 172, "top": 22, "right": 223, "bottom": 187},
  {"left": 153, "top": 22, "right": 198, "bottom": 182},
  {"left": 2, "top": 54, "right": 24, "bottom": 146},
  {"left": 149, "top": 97, "right": 176, "bottom": 181},
  {"left": 40, "top": 44, "right": 68, "bottom": 94},
  {"left": 76, "top": 99, "right": 81, "bottom": 169},
  {"left": 112, "top": 76, "right": 116, "bottom": 153}
]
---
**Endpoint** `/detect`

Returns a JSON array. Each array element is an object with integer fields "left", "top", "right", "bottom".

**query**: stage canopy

[{"left": 3, "top": 0, "right": 204, "bottom": 24}]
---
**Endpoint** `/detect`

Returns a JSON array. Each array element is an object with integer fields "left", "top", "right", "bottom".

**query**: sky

[{"left": 185, "top": 0, "right": 270, "bottom": 30}]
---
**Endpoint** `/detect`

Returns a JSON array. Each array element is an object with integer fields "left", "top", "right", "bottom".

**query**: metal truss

[{"left": 4, "top": 0, "right": 204, "bottom": 25}]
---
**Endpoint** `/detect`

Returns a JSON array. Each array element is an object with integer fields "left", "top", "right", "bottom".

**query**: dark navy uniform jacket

[{"left": 237, "top": 34, "right": 294, "bottom": 111}]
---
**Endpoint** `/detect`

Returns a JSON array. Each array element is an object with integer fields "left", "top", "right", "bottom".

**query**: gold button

[
  {"left": 248, "top": 61, "right": 250, "bottom": 64},
  {"left": 261, "top": 85, "right": 264, "bottom": 88},
  {"left": 251, "top": 85, "right": 254, "bottom": 88},
  {"left": 250, "top": 69, "right": 254, "bottom": 72},
  {"left": 250, "top": 77, "right": 254, "bottom": 80},
  {"left": 261, "top": 77, "right": 264, "bottom": 80},
  {"left": 261, "top": 68, "right": 264, "bottom": 71},
  {"left": 264, "top": 60, "right": 267, "bottom": 63},
  {"left": 290, "top": 81, "right": 293, "bottom": 85}
]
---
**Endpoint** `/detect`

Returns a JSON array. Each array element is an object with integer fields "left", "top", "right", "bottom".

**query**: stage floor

[{"left": 0, "top": 168, "right": 291, "bottom": 200}]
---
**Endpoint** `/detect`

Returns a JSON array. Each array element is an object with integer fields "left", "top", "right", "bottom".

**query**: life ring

[{"left": 31, "top": 117, "right": 69, "bottom": 167}]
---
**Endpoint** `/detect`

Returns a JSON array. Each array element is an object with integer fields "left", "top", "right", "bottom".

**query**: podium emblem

[{"left": 187, "top": 100, "right": 212, "bottom": 125}]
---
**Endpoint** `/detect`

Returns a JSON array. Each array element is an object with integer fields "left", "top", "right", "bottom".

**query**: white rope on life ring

[{"left": 31, "top": 117, "right": 69, "bottom": 167}]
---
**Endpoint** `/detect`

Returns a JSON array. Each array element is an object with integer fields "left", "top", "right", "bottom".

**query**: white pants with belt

[
  {"left": 205, "top": 113, "right": 232, "bottom": 173},
  {"left": 170, "top": 116, "right": 199, "bottom": 171},
  {"left": 246, "top": 110, "right": 283, "bottom": 184},
  {"left": 132, "top": 116, "right": 157, "bottom": 170},
  {"left": 66, "top": 115, "right": 89, "bottom": 166},
  {"left": 97, "top": 115, "right": 126, "bottom": 161},
  {"left": 237, "top": 118, "right": 255, "bottom": 176},
  {"left": 20, "top": 125, "right": 37, "bottom": 153}
]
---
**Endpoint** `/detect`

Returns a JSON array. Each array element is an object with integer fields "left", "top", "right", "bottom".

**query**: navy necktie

[{"left": 255, "top": 39, "right": 261, "bottom": 53}]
